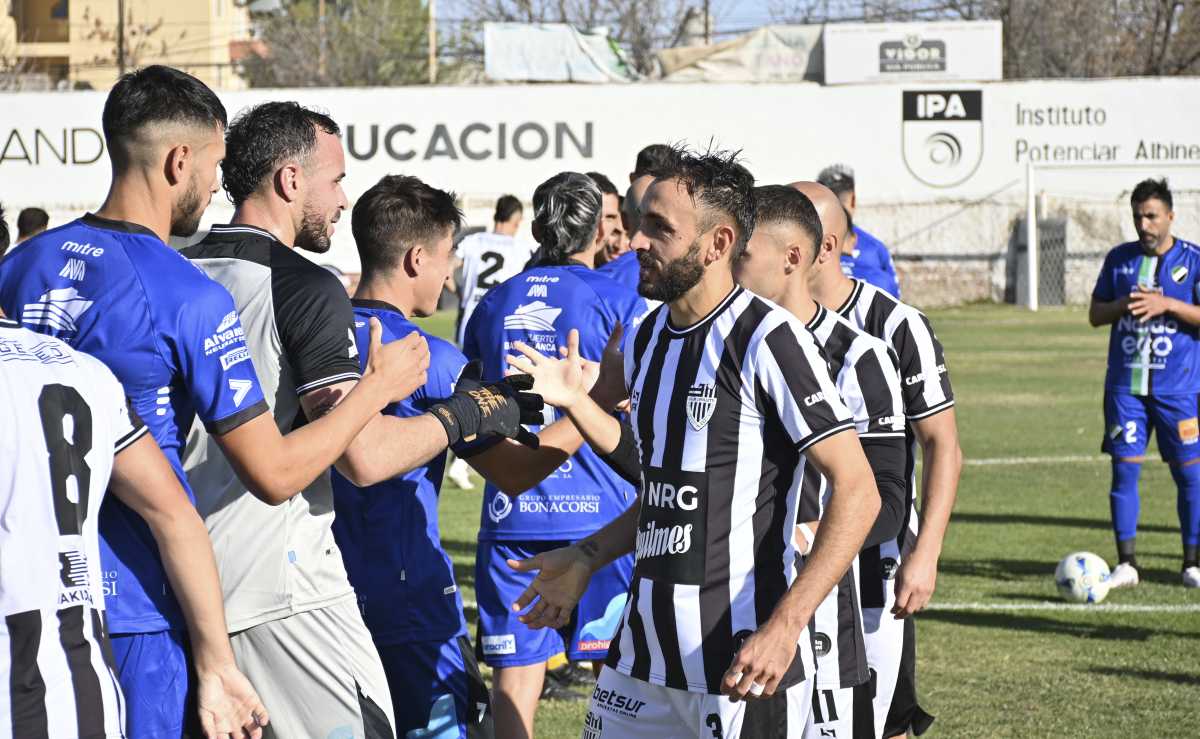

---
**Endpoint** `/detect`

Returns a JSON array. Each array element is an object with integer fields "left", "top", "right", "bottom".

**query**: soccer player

[
  {"left": 456, "top": 194, "right": 534, "bottom": 347},
  {"left": 1089, "top": 178, "right": 1200, "bottom": 589},
  {"left": 16, "top": 207, "right": 50, "bottom": 246},
  {"left": 817, "top": 164, "right": 901, "bottom": 299},
  {"left": 181, "top": 103, "right": 545, "bottom": 737},
  {"left": 588, "top": 171, "right": 624, "bottom": 267},
  {"left": 463, "top": 171, "right": 648, "bottom": 739},
  {"left": 0, "top": 309, "right": 269, "bottom": 738},
  {"left": 801, "top": 180, "right": 961, "bottom": 738},
  {"left": 504, "top": 147, "right": 881, "bottom": 738},
  {"left": 0, "top": 66, "right": 425, "bottom": 738},
  {"left": 332, "top": 173, "right": 622, "bottom": 739},
  {"left": 600, "top": 144, "right": 674, "bottom": 292},
  {"left": 734, "top": 185, "right": 908, "bottom": 739}
]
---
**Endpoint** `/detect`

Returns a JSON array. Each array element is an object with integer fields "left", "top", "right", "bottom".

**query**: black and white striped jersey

[
  {"left": 835, "top": 279, "right": 956, "bottom": 608},
  {"left": 604, "top": 287, "right": 856, "bottom": 695},
  {"left": 799, "top": 304, "right": 906, "bottom": 690},
  {"left": 0, "top": 319, "right": 145, "bottom": 738}
]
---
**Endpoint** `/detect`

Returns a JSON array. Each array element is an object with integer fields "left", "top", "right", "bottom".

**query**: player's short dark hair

[
  {"left": 16, "top": 207, "right": 48, "bottom": 239},
  {"left": 0, "top": 203, "right": 9, "bottom": 256},
  {"left": 530, "top": 172, "right": 602, "bottom": 265},
  {"left": 753, "top": 186, "right": 822, "bottom": 261},
  {"left": 102, "top": 65, "right": 227, "bottom": 169},
  {"left": 650, "top": 144, "right": 757, "bottom": 260},
  {"left": 494, "top": 195, "right": 522, "bottom": 223},
  {"left": 353, "top": 175, "right": 463, "bottom": 279},
  {"left": 1131, "top": 178, "right": 1173, "bottom": 211},
  {"left": 817, "top": 164, "right": 856, "bottom": 197},
  {"left": 633, "top": 144, "right": 673, "bottom": 179},
  {"left": 586, "top": 171, "right": 619, "bottom": 197},
  {"left": 222, "top": 101, "right": 340, "bottom": 206}
]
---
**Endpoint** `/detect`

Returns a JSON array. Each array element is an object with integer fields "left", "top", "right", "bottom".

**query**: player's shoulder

[
  {"left": 1174, "top": 238, "right": 1200, "bottom": 259},
  {"left": 854, "top": 225, "right": 888, "bottom": 251},
  {"left": 1105, "top": 241, "right": 1144, "bottom": 262},
  {"left": 574, "top": 264, "right": 641, "bottom": 302}
]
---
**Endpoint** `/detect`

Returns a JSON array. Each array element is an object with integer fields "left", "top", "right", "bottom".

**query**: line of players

[{"left": 0, "top": 64, "right": 961, "bottom": 739}]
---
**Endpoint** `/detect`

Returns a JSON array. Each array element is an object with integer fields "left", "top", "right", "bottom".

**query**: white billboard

[
  {"left": 2, "top": 77, "right": 1199, "bottom": 270},
  {"left": 823, "top": 21, "right": 1002, "bottom": 85}
]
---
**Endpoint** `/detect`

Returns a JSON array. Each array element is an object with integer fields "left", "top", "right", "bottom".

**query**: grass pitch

[{"left": 414, "top": 304, "right": 1199, "bottom": 738}]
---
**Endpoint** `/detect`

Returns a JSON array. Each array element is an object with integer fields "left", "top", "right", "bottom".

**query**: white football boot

[
  {"left": 1183, "top": 566, "right": 1200, "bottom": 588},
  {"left": 1108, "top": 562, "right": 1140, "bottom": 589},
  {"left": 447, "top": 457, "right": 475, "bottom": 490}
]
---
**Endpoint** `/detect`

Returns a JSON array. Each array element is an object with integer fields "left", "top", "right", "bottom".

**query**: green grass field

[{"left": 413, "top": 304, "right": 1200, "bottom": 738}]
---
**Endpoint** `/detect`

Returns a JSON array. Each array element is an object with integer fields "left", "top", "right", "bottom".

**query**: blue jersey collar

[
  {"left": 352, "top": 298, "right": 407, "bottom": 318},
  {"left": 81, "top": 212, "right": 160, "bottom": 240}
]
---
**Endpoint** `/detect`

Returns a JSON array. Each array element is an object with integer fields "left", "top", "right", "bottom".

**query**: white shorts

[
  {"left": 585, "top": 666, "right": 811, "bottom": 739},
  {"left": 804, "top": 683, "right": 878, "bottom": 739},
  {"left": 229, "top": 597, "right": 395, "bottom": 739}
]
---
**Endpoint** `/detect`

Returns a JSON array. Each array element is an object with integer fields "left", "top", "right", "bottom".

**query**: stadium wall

[{"left": 2, "top": 77, "right": 1199, "bottom": 307}]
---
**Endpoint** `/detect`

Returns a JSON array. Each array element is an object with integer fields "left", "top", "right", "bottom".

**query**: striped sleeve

[
  {"left": 847, "top": 342, "right": 906, "bottom": 438},
  {"left": 758, "top": 320, "right": 855, "bottom": 451},
  {"left": 889, "top": 308, "right": 955, "bottom": 420}
]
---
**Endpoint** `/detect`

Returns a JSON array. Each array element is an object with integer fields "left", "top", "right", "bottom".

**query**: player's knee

[
  {"left": 1110, "top": 459, "right": 1141, "bottom": 495},
  {"left": 1169, "top": 458, "right": 1200, "bottom": 489}
]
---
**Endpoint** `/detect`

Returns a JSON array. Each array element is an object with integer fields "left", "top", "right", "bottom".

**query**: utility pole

[
  {"left": 117, "top": 0, "right": 127, "bottom": 76},
  {"left": 318, "top": 0, "right": 327, "bottom": 80},
  {"left": 428, "top": 0, "right": 438, "bottom": 85}
]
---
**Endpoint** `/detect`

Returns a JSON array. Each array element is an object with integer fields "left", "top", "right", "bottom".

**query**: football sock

[
  {"left": 1110, "top": 460, "right": 1141, "bottom": 564},
  {"left": 1170, "top": 463, "right": 1200, "bottom": 568}
]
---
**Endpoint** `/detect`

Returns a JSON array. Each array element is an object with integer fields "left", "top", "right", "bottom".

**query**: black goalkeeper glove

[{"left": 429, "top": 360, "right": 545, "bottom": 449}]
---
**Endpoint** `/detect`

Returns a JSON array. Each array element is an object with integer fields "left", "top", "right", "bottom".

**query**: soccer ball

[{"left": 1055, "top": 552, "right": 1111, "bottom": 604}]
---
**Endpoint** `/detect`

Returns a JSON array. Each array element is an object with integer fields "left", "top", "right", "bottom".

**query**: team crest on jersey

[
  {"left": 1172, "top": 265, "right": 1189, "bottom": 283},
  {"left": 686, "top": 383, "right": 717, "bottom": 430}
]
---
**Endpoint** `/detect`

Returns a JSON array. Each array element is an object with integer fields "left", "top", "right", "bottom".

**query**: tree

[{"left": 242, "top": 0, "right": 431, "bottom": 87}]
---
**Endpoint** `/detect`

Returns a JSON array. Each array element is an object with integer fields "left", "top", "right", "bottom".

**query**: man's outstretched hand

[{"left": 506, "top": 545, "right": 595, "bottom": 630}]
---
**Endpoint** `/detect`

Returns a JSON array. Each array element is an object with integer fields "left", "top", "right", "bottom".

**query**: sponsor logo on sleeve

[
  {"left": 203, "top": 314, "right": 246, "bottom": 356},
  {"left": 228, "top": 378, "right": 253, "bottom": 408},
  {"left": 481, "top": 634, "right": 516, "bottom": 655},
  {"left": 634, "top": 468, "right": 706, "bottom": 586},
  {"left": 219, "top": 346, "right": 251, "bottom": 370}
]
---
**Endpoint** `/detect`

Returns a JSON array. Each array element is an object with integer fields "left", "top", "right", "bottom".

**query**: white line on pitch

[
  {"left": 963, "top": 454, "right": 1106, "bottom": 466},
  {"left": 927, "top": 602, "right": 1200, "bottom": 613}
]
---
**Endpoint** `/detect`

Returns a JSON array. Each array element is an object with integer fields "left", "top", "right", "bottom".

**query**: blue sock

[
  {"left": 1169, "top": 463, "right": 1200, "bottom": 566},
  {"left": 1109, "top": 460, "right": 1141, "bottom": 562}
]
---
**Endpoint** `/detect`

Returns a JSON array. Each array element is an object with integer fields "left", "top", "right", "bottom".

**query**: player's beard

[
  {"left": 639, "top": 236, "right": 704, "bottom": 302},
  {"left": 169, "top": 176, "right": 206, "bottom": 238},
  {"left": 294, "top": 202, "right": 332, "bottom": 254}
]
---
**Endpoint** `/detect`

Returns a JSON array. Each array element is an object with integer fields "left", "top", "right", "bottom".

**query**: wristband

[{"left": 796, "top": 523, "right": 816, "bottom": 556}]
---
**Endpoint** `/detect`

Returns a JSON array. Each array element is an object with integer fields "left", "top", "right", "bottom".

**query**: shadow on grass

[
  {"left": 951, "top": 511, "right": 1176, "bottom": 535},
  {"left": 919, "top": 610, "right": 1156, "bottom": 641},
  {"left": 1088, "top": 666, "right": 1200, "bottom": 686},
  {"left": 937, "top": 557, "right": 1056, "bottom": 581}
]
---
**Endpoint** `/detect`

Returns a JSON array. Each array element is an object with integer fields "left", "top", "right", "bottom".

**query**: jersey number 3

[{"left": 38, "top": 384, "right": 94, "bottom": 537}]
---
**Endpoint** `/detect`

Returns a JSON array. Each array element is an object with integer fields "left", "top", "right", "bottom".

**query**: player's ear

[
  {"left": 163, "top": 143, "right": 190, "bottom": 187},
  {"left": 276, "top": 162, "right": 302, "bottom": 203},
  {"left": 403, "top": 244, "right": 423, "bottom": 277},
  {"left": 709, "top": 223, "right": 735, "bottom": 265}
]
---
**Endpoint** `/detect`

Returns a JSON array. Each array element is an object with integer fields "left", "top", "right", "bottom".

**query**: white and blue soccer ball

[{"left": 1055, "top": 551, "right": 1111, "bottom": 604}]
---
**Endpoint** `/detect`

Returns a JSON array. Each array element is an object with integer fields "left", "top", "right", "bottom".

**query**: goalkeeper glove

[{"left": 429, "top": 360, "right": 545, "bottom": 448}]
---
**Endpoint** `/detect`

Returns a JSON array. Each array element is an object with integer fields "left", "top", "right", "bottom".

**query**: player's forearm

[
  {"left": 470, "top": 417, "right": 585, "bottom": 494},
  {"left": 561, "top": 390, "right": 623, "bottom": 454},
  {"left": 1088, "top": 297, "right": 1128, "bottom": 326},
  {"left": 336, "top": 413, "right": 450, "bottom": 487},
  {"left": 1166, "top": 297, "right": 1200, "bottom": 328},
  {"left": 775, "top": 463, "right": 879, "bottom": 635},
  {"left": 912, "top": 420, "right": 963, "bottom": 559},
  {"left": 574, "top": 498, "right": 641, "bottom": 573},
  {"left": 231, "top": 378, "right": 390, "bottom": 504},
  {"left": 143, "top": 507, "right": 237, "bottom": 671}
]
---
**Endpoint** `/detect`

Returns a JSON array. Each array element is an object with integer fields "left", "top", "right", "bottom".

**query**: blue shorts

[
  {"left": 1102, "top": 390, "right": 1200, "bottom": 463},
  {"left": 109, "top": 630, "right": 194, "bottom": 739},
  {"left": 378, "top": 635, "right": 492, "bottom": 739},
  {"left": 474, "top": 540, "right": 633, "bottom": 668}
]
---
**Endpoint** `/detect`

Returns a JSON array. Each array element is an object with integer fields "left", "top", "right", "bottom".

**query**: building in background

[{"left": 2, "top": 0, "right": 254, "bottom": 90}]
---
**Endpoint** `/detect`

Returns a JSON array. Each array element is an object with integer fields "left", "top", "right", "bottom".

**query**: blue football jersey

[
  {"left": 841, "top": 226, "right": 900, "bottom": 299},
  {"left": 463, "top": 264, "right": 648, "bottom": 541},
  {"left": 596, "top": 250, "right": 641, "bottom": 293},
  {"left": 1093, "top": 238, "right": 1200, "bottom": 396},
  {"left": 331, "top": 300, "right": 469, "bottom": 644},
  {"left": 0, "top": 214, "right": 268, "bottom": 633}
]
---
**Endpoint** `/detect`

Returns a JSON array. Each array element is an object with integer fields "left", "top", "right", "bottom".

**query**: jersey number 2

[
  {"left": 38, "top": 384, "right": 94, "bottom": 536},
  {"left": 477, "top": 251, "right": 505, "bottom": 288}
]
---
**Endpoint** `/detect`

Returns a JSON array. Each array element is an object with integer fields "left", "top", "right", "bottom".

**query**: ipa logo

[{"left": 901, "top": 90, "right": 983, "bottom": 188}]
